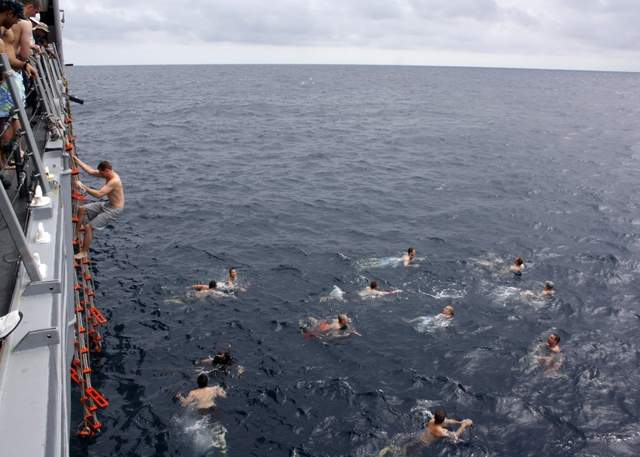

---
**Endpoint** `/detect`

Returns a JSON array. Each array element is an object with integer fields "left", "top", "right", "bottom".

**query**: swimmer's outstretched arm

[
  {"left": 444, "top": 418, "right": 463, "bottom": 426},
  {"left": 192, "top": 284, "right": 209, "bottom": 291},
  {"left": 451, "top": 419, "right": 473, "bottom": 440}
]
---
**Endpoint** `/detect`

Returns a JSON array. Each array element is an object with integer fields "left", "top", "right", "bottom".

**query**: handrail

[
  {"left": 0, "top": 50, "right": 69, "bottom": 283},
  {"left": 0, "top": 53, "right": 50, "bottom": 195}
]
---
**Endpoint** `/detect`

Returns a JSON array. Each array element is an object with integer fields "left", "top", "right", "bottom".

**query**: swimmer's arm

[
  {"left": 177, "top": 391, "right": 194, "bottom": 407},
  {"left": 192, "top": 284, "right": 209, "bottom": 291},
  {"left": 451, "top": 419, "right": 473, "bottom": 440},
  {"left": 444, "top": 418, "right": 463, "bottom": 426}
]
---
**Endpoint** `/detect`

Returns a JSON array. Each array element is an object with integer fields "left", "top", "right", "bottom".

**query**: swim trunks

[
  {"left": 0, "top": 71, "right": 26, "bottom": 118},
  {"left": 82, "top": 201, "right": 123, "bottom": 230}
]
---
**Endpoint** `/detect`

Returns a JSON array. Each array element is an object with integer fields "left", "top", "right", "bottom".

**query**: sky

[{"left": 60, "top": 0, "right": 640, "bottom": 72}]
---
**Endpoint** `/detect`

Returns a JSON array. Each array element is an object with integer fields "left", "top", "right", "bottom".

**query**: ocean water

[{"left": 68, "top": 65, "right": 640, "bottom": 457}]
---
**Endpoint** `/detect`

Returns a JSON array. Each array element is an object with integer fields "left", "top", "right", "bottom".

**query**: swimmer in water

[
  {"left": 420, "top": 409, "right": 473, "bottom": 444},
  {"left": 199, "top": 346, "right": 233, "bottom": 366},
  {"left": 402, "top": 247, "right": 417, "bottom": 266},
  {"left": 521, "top": 280, "right": 555, "bottom": 300},
  {"left": 198, "top": 346, "right": 245, "bottom": 376},
  {"left": 510, "top": 256, "right": 524, "bottom": 275},
  {"left": 191, "top": 280, "right": 231, "bottom": 297},
  {"left": 359, "top": 281, "right": 401, "bottom": 298},
  {"left": 441, "top": 305, "right": 455, "bottom": 318},
  {"left": 223, "top": 266, "right": 247, "bottom": 292},
  {"left": 302, "top": 314, "right": 361, "bottom": 337},
  {"left": 192, "top": 280, "right": 219, "bottom": 292},
  {"left": 405, "top": 305, "right": 454, "bottom": 333},
  {"left": 537, "top": 333, "right": 563, "bottom": 370},
  {"left": 176, "top": 373, "right": 227, "bottom": 410},
  {"left": 226, "top": 267, "right": 238, "bottom": 288}
]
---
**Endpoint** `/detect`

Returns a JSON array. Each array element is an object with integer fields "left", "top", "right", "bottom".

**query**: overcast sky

[{"left": 61, "top": 0, "right": 640, "bottom": 71}]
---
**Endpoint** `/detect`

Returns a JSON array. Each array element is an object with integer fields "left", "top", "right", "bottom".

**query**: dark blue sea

[{"left": 69, "top": 65, "right": 640, "bottom": 457}]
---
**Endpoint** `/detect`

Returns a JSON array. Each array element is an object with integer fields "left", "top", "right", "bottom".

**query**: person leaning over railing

[
  {"left": 0, "top": 0, "right": 37, "bottom": 189},
  {"left": 13, "top": 0, "right": 40, "bottom": 110}
]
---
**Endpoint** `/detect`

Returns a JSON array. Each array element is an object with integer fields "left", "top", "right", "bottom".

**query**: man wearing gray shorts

[{"left": 73, "top": 158, "right": 125, "bottom": 259}]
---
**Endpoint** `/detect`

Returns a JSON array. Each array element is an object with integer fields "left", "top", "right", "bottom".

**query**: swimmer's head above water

[
  {"left": 338, "top": 314, "right": 350, "bottom": 330},
  {"left": 441, "top": 305, "right": 455, "bottom": 318},
  {"left": 197, "top": 373, "right": 209, "bottom": 388},
  {"left": 208, "top": 280, "right": 217, "bottom": 290},
  {"left": 403, "top": 247, "right": 417, "bottom": 266},
  {"left": 370, "top": 281, "right": 378, "bottom": 290},
  {"left": 511, "top": 256, "right": 524, "bottom": 275},
  {"left": 433, "top": 409, "right": 446, "bottom": 424},
  {"left": 228, "top": 267, "right": 238, "bottom": 282},
  {"left": 543, "top": 281, "right": 555, "bottom": 296},
  {"left": 547, "top": 333, "right": 561, "bottom": 352}
]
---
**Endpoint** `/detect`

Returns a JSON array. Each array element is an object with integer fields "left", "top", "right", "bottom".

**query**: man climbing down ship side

[{"left": 73, "top": 156, "right": 125, "bottom": 259}]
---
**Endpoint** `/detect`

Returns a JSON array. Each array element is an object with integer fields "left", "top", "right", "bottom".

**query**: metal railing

[{"left": 0, "top": 49, "right": 67, "bottom": 284}]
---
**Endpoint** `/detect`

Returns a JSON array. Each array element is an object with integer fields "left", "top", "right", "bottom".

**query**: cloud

[{"left": 61, "top": 0, "right": 640, "bottom": 70}]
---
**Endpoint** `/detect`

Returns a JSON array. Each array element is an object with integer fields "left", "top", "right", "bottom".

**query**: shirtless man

[
  {"left": 542, "top": 281, "right": 555, "bottom": 297},
  {"left": 359, "top": 280, "right": 401, "bottom": 298},
  {"left": 193, "top": 280, "right": 219, "bottom": 292},
  {"left": 73, "top": 158, "right": 125, "bottom": 259},
  {"left": 420, "top": 409, "right": 473, "bottom": 444},
  {"left": 537, "top": 333, "right": 562, "bottom": 370},
  {"left": 176, "top": 373, "right": 226, "bottom": 410},
  {"left": 441, "top": 305, "right": 455, "bottom": 318},
  {"left": 0, "top": 1, "right": 37, "bottom": 170},
  {"left": 521, "top": 280, "right": 555, "bottom": 300},
  {"left": 302, "top": 314, "right": 360, "bottom": 337},
  {"left": 226, "top": 267, "right": 238, "bottom": 289},
  {"left": 510, "top": 256, "right": 524, "bottom": 275},
  {"left": 402, "top": 247, "right": 417, "bottom": 266},
  {"left": 192, "top": 280, "right": 230, "bottom": 298},
  {"left": 12, "top": 0, "right": 40, "bottom": 61}
]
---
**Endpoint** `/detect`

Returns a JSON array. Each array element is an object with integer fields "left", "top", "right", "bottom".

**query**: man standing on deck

[
  {"left": 0, "top": 0, "right": 37, "bottom": 183},
  {"left": 12, "top": 0, "right": 40, "bottom": 61},
  {"left": 73, "top": 157, "right": 125, "bottom": 259}
]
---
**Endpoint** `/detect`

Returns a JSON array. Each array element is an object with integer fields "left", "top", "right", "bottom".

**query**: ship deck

[{"left": 0, "top": 115, "right": 47, "bottom": 316}]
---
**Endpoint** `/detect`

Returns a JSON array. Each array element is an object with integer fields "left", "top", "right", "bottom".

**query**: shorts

[
  {"left": 82, "top": 201, "right": 123, "bottom": 230},
  {"left": 0, "top": 72, "right": 25, "bottom": 118},
  {"left": 0, "top": 71, "right": 25, "bottom": 118}
]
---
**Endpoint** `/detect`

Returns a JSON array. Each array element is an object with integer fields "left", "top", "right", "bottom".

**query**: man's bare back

[
  {"left": 11, "top": 19, "right": 31, "bottom": 59},
  {"left": 179, "top": 385, "right": 226, "bottom": 410}
]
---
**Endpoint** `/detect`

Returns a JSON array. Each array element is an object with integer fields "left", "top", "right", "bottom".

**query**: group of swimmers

[{"left": 177, "top": 247, "right": 565, "bottom": 451}]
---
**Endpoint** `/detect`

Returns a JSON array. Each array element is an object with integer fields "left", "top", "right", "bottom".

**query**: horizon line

[{"left": 66, "top": 62, "right": 640, "bottom": 74}]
